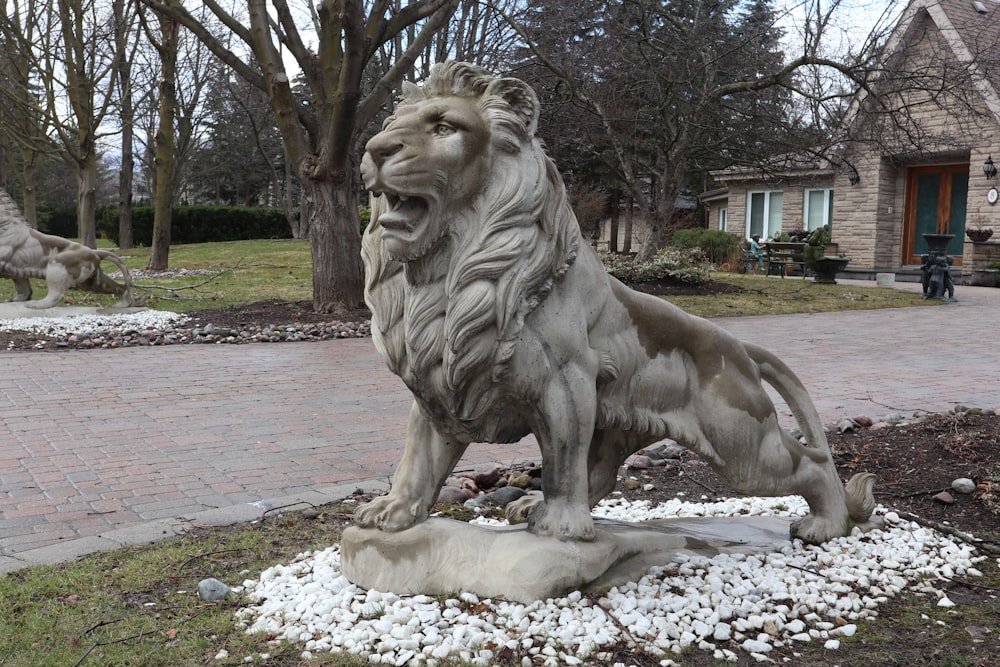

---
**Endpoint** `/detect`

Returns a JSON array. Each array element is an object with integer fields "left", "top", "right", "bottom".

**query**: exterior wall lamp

[
  {"left": 847, "top": 164, "right": 860, "bottom": 186},
  {"left": 984, "top": 155, "right": 997, "bottom": 179}
]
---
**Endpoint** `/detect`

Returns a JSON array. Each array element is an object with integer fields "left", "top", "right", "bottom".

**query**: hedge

[
  {"left": 98, "top": 206, "right": 294, "bottom": 245},
  {"left": 670, "top": 228, "right": 742, "bottom": 265}
]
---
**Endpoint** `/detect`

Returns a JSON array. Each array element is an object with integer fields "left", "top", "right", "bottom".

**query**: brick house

[{"left": 702, "top": 0, "right": 1000, "bottom": 279}]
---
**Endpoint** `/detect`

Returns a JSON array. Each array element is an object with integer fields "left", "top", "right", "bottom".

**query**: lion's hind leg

[
  {"left": 8, "top": 277, "right": 31, "bottom": 302},
  {"left": 708, "top": 417, "right": 853, "bottom": 545},
  {"left": 755, "top": 427, "right": 881, "bottom": 544},
  {"left": 25, "top": 261, "right": 80, "bottom": 309}
]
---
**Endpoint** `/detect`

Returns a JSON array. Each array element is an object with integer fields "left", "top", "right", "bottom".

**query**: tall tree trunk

[
  {"left": 148, "top": 15, "right": 178, "bottom": 271},
  {"left": 115, "top": 0, "right": 135, "bottom": 249},
  {"left": 19, "top": 149, "right": 38, "bottom": 229},
  {"left": 77, "top": 160, "right": 98, "bottom": 247},
  {"left": 119, "top": 122, "right": 135, "bottom": 249},
  {"left": 623, "top": 195, "right": 633, "bottom": 254},
  {"left": 304, "top": 175, "right": 364, "bottom": 312},
  {"left": 284, "top": 151, "right": 305, "bottom": 238},
  {"left": 609, "top": 198, "right": 620, "bottom": 254}
]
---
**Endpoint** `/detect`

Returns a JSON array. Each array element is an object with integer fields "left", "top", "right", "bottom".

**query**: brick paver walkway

[{"left": 2, "top": 280, "right": 998, "bottom": 571}]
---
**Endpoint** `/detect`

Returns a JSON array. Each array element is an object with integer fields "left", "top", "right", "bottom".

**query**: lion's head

[{"left": 361, "top": 62, "right": 582, "bottom": 422}]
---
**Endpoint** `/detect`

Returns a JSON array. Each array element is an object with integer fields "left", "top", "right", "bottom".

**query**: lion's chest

[{"left": 398, "top": 365, "right": 532, "bottom": 444}]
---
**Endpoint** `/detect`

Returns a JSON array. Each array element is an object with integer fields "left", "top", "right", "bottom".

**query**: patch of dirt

[{"left": 185, "top": 298, "right": 370, "bottom": 330}]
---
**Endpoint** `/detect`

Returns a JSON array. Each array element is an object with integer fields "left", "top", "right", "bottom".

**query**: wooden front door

[{"left": 903, "top": 164, "right": 968, "bottom": 265}]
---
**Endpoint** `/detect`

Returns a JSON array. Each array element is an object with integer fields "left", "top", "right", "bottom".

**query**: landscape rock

[
  {"left": 625, "top": 454, "right": 653, "bottom": 469},
  {"left": 932, "top": 491, "right": 956, "bottom": 505},
  {"left": 472, "top": 463, "right": 505, "bottom": 489},
  {"left": 951, "top": 478, "right": 977, "bottom": 494},
  {"left": 837, "top": 419, "right": 857, "bottom": 434},
  {"left": 645, "top": 439, "right": 686, "bottom": 460},
  {"left": 482, "top": 486, "right": 527, "bottom": 507},
  {"left": 436, "top": 486, "right": 473, "bottom": 504},
  {"left": 197, "top": 577, "right": 231, "bottom": 602}
]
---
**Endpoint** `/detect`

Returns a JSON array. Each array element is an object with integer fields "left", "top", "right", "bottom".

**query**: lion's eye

[{"left": 433, "top": 123, "right": 456, "bottom": 137}]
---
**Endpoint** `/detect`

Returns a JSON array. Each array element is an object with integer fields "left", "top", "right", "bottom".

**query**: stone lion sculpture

[
  {"left": 0, "top": 189, "right": 138, "bottom": 308},
  {"left": 356, "top": 61, "right": 878, "bottom": 545}
]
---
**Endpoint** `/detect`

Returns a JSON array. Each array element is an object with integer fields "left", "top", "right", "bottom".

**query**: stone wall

[{"left": 968, "top": 241, "right": 1000, "bottom": 270}]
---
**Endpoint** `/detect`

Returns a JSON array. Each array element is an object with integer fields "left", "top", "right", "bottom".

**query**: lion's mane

[
  {"left": 0, "top": 189, "right": 28, "bottom": 232},
  {"left": 362, "top": 62, "right": 583, "bottom": 426}
]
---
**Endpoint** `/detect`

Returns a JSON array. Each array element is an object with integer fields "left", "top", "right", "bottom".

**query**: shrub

[
  {"left": 670, "top": 228, "right": 742, "bottom": 265},
  {"left": 37, "top": 205, "right": 79, "bottom": 238},
  {"left": 986, "top": 261, "right": 1000, "bottom": 287},
  {"left": 358, "top": 206, "right": 371, "bottom": 233},
  {"left": 98, "top": 206, "right": 294, "bottom": 245},
  {"left": 601, "top": 247, "right": 710, "bottom": 285}
]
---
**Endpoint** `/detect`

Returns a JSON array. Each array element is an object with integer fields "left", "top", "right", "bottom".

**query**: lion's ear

[
  {"left": 487, "top": 77, "right": 539, "bottom": 136},
  {"left": 400, "top": 80, "right": 424, "bottom": 104}
]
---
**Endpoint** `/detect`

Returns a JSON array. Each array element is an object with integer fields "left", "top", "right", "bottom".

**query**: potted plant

[
  {"left": 966, "top": 215, "right": 994, "bottom": 243},
  {"left": 804, "top": 225, "right": 850, "bottom": 284}
]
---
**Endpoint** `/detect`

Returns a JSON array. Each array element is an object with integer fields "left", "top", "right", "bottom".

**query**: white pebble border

[
  {"left": 0, "top": 310, "right": 188, "bottom": 338},
  {"left": 234, "top": 496, "right": 988, "bottom": 665}
]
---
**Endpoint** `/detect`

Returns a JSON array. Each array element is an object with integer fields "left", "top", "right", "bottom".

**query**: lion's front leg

[
  {"left": 354, "top": 401, "right": 469, "bottom": 532},
  {"left": 524, "top": 364, "right": 599, "bottom": 541}
]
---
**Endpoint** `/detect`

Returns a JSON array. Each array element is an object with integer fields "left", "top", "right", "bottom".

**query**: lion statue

[
  {"left": 0, "top": 189, "right": 139, "bottom": 309},
  {"left": 355, "top": 61, "right": 879, "bottom": 545}
]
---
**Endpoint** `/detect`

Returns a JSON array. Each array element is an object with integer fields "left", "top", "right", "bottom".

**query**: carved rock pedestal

[{"left": 341, "top": 516, "right": 793, "bottom": 604}]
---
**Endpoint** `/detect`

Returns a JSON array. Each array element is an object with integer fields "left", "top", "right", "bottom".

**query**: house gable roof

[{"left": 843, "top": 0, "right": 1000, "bottom": 131}]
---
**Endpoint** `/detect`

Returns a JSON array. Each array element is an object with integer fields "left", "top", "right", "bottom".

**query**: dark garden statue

[{"left": 341, "top": 62, "right": 882, "bottom": 601}]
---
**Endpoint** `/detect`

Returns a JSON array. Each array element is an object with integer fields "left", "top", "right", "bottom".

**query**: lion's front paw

[
  {"left": 790, "top": 512, "right": 850, "bottom": 545},
  {"left": 353, "top": 494, "right": 425, "bottom": 532},
  {"left": 528, "top": 498, "right": 596, "bottom": 542}
]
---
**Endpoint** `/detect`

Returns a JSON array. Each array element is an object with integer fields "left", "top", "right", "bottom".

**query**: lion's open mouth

[{"left": 376, "top": 192, "right": 429, "bottom": 232}]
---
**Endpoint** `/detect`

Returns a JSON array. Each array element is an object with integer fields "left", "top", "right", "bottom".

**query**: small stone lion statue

[
  {"left": 0, "top": 189, "right": 139, "bottom": 308},
  {"left": 356, "top": 61, "right": 879, "bottom": 544}
]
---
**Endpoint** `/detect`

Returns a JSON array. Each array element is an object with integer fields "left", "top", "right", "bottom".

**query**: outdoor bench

[{"left": 764, "top": 242, "right": 806, "bottom": 277}]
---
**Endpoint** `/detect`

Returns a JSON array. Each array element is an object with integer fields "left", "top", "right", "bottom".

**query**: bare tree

[
  {"left": 139, "top": 10, "right": 180, "bottom": 270},
  {"left": 508, "top": 0, "right": 916, "bottom": 258},
  {"left": 0, "top": 0, "right": 59, "bottom": 227},
  {"left": 139, "top": 0, "right": 459, "bottom": 312},
  {"left": 54, "top": 0, "right": 126, "bottom": 247},
  {"left": 113, "top": 0, "right": 141, "bottom": 249}
]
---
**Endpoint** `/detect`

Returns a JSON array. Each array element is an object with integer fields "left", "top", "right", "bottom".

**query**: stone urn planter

[
  {"left": 811, "top": 256, "right": 850, "bottom": 284},
  {"left": 971, "top": 268, "right": 998, "bottom": 287},
  {"left": 966, "top": 228, "right": 994, "bottom": 243}
]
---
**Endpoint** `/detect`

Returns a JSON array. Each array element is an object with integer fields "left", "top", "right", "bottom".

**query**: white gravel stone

[
  {"left": 0, "top": 310, "right": 188, "bottom": 337},
  {"left": 234, "top": 497, "right": 986, "bottom": 664}
]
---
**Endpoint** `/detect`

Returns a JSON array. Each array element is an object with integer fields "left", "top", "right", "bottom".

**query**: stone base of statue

[{"left": 340, "top": 516, "right": 793, "bottom": 604}]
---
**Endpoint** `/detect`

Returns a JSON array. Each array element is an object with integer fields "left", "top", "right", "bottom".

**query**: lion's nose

[{"left": 365, "top": 133, "right": 404, "bottom": 167}]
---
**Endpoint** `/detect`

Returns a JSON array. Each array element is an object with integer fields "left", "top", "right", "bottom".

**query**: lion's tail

[
  {"left": 746, "top": 342, "right": 876, "bottom": 523},
  {"left": 94, "top": 250, "right": 136, "bottom": 307}
]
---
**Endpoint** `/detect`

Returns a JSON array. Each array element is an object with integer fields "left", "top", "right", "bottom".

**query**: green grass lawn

[{"left": 0, "top": 239, "right": 937, "bottom": 317}]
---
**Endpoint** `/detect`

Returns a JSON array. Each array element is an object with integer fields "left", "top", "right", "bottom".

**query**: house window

[
  {"left": 719, "top": 207, "right": 728, "bottom": 231},
  {"left": 804, "top": 189, "right": 833, "bottom": 231},
  {"left": 747, "top": 191, "right": 782, "bottom": 239}
]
